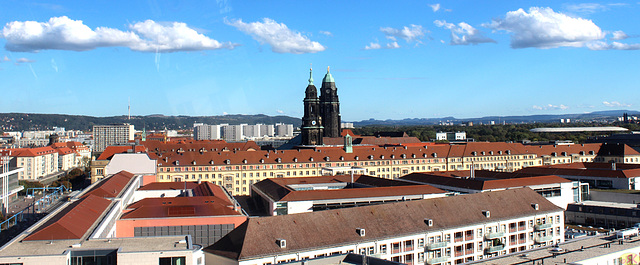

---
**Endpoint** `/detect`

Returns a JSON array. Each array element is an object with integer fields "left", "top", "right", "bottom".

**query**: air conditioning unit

[
  {"left": 277, "top": 239, "right": 286, "bottom": 248},
  {"left": 483, "top": 210, "right": 491, "bottom": 218},
  {"left": 532, "top": 203, "right": 539, "bottom": 210},
  {"left": 425, "top": 218, "right": 434, "bottom": 227},
  {"left": 357, "top": 228, "right": 366, "bottom": 237}
]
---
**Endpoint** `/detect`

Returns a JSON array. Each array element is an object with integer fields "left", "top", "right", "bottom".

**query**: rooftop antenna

[{"left": 128, "top": 98, "right": 131, "bottom": 120}]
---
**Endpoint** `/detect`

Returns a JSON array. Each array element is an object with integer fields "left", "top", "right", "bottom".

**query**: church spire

[
  {"left": 308, "top": 64, "right": 314, "bottom": 85},
  {"left": 322, "top": 66, "right": 335, "bottom": 83}
]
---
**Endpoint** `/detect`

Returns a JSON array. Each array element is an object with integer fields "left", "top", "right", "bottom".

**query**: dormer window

[
  {"left": 324, "top": 156, "right": 330, "bottom": 161},
  {"left": 340, "top": 156, "right": 344, "bottom": 161},
  {"left": 489, "top": 151, "right": 493, "bottom": 155},
  {"left": 309, "top": 157, "right": 314, "bottom": 162},
  {"left": 481, "top": 151, "right": 486, "bottom": 155},
  {"left": 175, "top": 161, "right": 180, "bottom": 165},
  {"left": 390, "top": 155, "right": 395, "bottom": 159},
  {"left": 472, "top": 151, "right": 477, "bottom": 156},
  {"left": 293, "top": 158, "right": 298, "bottom": 162},
  {"left": 368, "top": 155, "right": 374, "bottom": 160},
  {"left": 225, "top": 159, "right": 231, "bottom": 164},
  {"left": 260, "top": 159, "right": 264, "bottom": 163},
  {"left": 354, "top": 156, "right": 359, "bottom": 160},
  {"left": 498, "top": 151, "right": 503, "bottom": 155},
  {"left": 210, "top": 160, "right": 215, "bottom": 165},
  {"left": 276, "top": 158, "right": 282, "bottom": 163},
  {"left": 432, "top": 153, "right": 437, "bottom": 158},
  {"left": 401, "top": 154, "right": 407, "bottom": 159},
  {"left": 192, "top": 160, "right": 197, "bottom": 165},
  {"left": 412, "top": 154, "right": 416, "bottom": 158},
  {"left": 243, "top": 159, "right": 248, "bottom": 164}
]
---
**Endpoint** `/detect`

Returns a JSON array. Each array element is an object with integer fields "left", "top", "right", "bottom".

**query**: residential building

[
  {"left": 195, "top": 124, "right": 222, "bottom": 140},
  {"left": 251, "top": 175, "right": 448, "bottom": 216},
  {"left": 224, "top": 124, "right": 244, "bottom": 142},
  {"left": 204, "top": 188, "right": 565, "bottom": 265},
  {"left": 92, "top": 124, "right": 135, "bottom": 153},
  {"left": 275, "top": 123, "right": 294, "bottom": 137},
  {"left": 7, "top": 146, "right": 58, "bottom": 180}
]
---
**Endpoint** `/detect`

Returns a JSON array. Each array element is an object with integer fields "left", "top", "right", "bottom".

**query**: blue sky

[{"left": 1, "top": 1, "right": 639, "bottom": 121}]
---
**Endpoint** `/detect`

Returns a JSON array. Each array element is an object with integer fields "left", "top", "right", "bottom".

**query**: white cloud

[
  {"left": 2, "top": 16, "right": 235, "bottom": 53},
  {"left": 364, "top": 42, "right": 381, "bottom": 50},
  {"left": 1, "top": 56, "right": 9, "bottom": 62},
  {"left": 532, "top": 104, "right": 569, "bottom": 111},
  {"left": 485, "top": 7, "right": 605, "bottom": 49},
  {"left": 364, "top": 42, "right": 399, "bottom": 50},
  {"left": 603, "top": 101, "right": 632, "bottom": 107},
  {"left": 429, "top": 3, "right": 441, "bottom": 12},
  {"left": 434, "top": 20, "right": 496, "bottom": 45},
  {"left": 380, "top": 24, "right": 426, "bottom": 43},
  {"left": 16, "top": 57, "right": 35, "bottom": 63},
  {"left": 276, "top": 110, "right": 284, "bottom": 114},
  {"left": 226, "top": 18, "right": 325, "bottom": 54},
  {"left": 587, "top": 41, "right": 640, "bottom": 50},
  {"left": 319, "top": 31, "right": 333, "bottom": 36},
  {"left": 611, "top": 30, "right": 629, "bottom": 40}
]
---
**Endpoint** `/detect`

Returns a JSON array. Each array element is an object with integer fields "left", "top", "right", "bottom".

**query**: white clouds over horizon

[
  {"left": 364, "top": 41, "right": 400, "bottom": 50},
  {"left": 603, "top": 101, "right": 632, "bottom": 107},
  {"left": 380, "top": 24, "right": 426, "bottom": 43},
  {"left": 2, "top": 16, "right": 236, "bottom": 53},
  {"left": 532, "top": 104, "right": 569, "bottom": 111},
  {"left": 225, "top": 18, "right": 325, "bottom": 54},
  {"left": 485, "top": 7, "right": 605, "bottom": 49},
  {"left": 434, "top": 20, "right": 496, "bottom": 45}
]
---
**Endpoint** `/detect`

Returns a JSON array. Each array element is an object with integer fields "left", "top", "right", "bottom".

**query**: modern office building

[
  {"left": 0, "top": 150, "right": 23, "bottom": 214},
  {"left": 205, "top": 188, "right": 565, "bottom": 265},
  {"left": 92, "top": 124, "right": 135, "bottom": 153}
]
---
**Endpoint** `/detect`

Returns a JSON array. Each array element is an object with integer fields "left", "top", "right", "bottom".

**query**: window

[
  {"left": 160, "top": 257, "right": 186, "bottom": 265},
  {"left": 380, "top": 244, "right": 387, "bottom": 254}
]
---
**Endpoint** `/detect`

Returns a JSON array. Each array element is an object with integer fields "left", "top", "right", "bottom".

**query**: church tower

[
  {"left": 301, "top": 67, "right": 323, "bottom": 146},
  {"left": 319, "top": 67, "right": 341, "bottom": 138}
]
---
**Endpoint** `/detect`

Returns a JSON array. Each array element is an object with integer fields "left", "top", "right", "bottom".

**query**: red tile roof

[
  {"left": 23, "top": 194, "right": 111, "bottom": 241},
  {"left": 9, "top": 146, "right": 56, "bottom": 157},
  {"left": 97, "top": 145, "right": 147, "bottom": 160},
  {"left": 518, "top": 166, "right": 640, "bottom": 179},
  {"left": 400, "top": 172, "right": 571, "bottom": 191},
  {"left": 138, "top": 182, "right": 200, "bottom": 191},
  {"left": 82, "top": 170, "right": 135, "bottom": 198}
]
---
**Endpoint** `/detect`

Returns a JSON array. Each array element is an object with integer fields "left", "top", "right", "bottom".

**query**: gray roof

[{"left": 205, "top": 187, "right": 562, "bottom": 261}]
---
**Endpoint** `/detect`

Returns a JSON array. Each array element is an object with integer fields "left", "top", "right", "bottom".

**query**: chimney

[{"left": 612, "top": 162, "right": 617, "bottom": 171}]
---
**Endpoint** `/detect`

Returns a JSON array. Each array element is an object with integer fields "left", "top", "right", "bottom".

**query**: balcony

[
  {"left": 534, "top": 236, "right": 553, "bottom": 244},
  {"left": 485, "top": 244, "right": 505, "bottom": 254},
  {"left": 484, "top": 231, "right": 505, "bottom": 240},
  {"left": 426, "top": 241, "right": 449, "bottom": 250},
  {"left": 426, "top": 256, "right": 451, "bottom": 264},
  {"left": 534, "top": 223, "right": 552, "bottom": 231}
]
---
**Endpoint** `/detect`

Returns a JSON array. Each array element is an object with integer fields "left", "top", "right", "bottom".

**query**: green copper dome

[
  {"left": 322, "top": 66, "right": 335, "bottom": 83},
  {"left": 308, "top": 67, "right": 314, "bottom": 85}
]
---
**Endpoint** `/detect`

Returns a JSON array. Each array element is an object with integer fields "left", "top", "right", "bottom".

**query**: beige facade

[{"left": 14, "top": 151, "right": 58, "bottom": 180}]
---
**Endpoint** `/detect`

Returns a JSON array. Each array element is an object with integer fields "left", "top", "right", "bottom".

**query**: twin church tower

[{"left": 301, "top": 66, "right": 341, "bottom": 146}]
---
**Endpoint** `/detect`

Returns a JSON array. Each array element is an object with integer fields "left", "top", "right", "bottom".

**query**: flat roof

[
  {"left": 471, "top": 234, "right": 640, "bottom": 265},
  {"left": 571, "top": 200, "right": 640, "bottom": 209},
  {"left": 0, "top": 236, "right": 197, "bottom": 258}
]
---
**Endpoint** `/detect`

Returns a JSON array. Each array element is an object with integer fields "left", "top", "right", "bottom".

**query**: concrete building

[
  {"left": 251, "top": 175, "right": 448, "bottom": 216},
  {"left": 204, "top": 188, "right": 565, "bottom": 265},
  {"left": 565, "top": 200, "right": 640, "bottom": 229},
  {"left": 275, "top": 123, "right": 294, "bottom": 137},
  {"left": 194, "top": 124, "right": 222, "bottom": 140},
  {"left": 0, "top": 170, "right": 205, "bottom": 265},
  {"left": 223, "top": 124, "right": 244, "bottom": 142},
  {"left": 242, "top": 124, "right": 262, "bottom": 138},
  {"left": 436, "top": 132, "right": 467, "bottom": 141},
  {"left": 93, "top": 124, "right": 135, "bottom": 153},
  {"left": 518, "top": 162, "right": 640, "bottom": 190},
  {"left": 260, "top": 124, "right": 275, "bottom": 137},
  {"left": 0, "top": 150, "right": 23, "bottom": 214}
]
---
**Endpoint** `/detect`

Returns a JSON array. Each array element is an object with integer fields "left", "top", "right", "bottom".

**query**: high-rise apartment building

[
  {"left": 194, "top": 124, "right": 222, "bottom": 140},
  {"left": 93, "top": 124, "right": 134, "bottom": 153}
]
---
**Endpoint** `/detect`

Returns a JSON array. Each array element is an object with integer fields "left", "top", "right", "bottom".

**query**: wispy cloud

[
  {"left": 364, "top": 42, "right": 400, "bottom": 50},
  {"left": 611, "top": 30, "right": 629, "bottom": 40},
  {"left": 226, "top": 18, "right": 325, "bottom": 54},
  {"left": 2, "top": 16, "right": 237, "bottom": 53},
  {"left": 485, "top": 7, "right": 605, "bottom": 49},
  {"left": 15, "top": 58, "right": 35, "bottom": 63},
  {"left": 532, "top": 104, "right": 569, "bottom": 111},
  {"left": 319, "top": 31, "right": 333, "bottom": 36},
  {"left": 565, "top": 3, "right": 628, "bottom": 15},
  {"left": 1, "top": 56, "right": 9, "bottom": 62},
  {"left": 380, "top": 24, "right": 426, "bottom": 43},
  {"left": 602, "top": 101, "right": 632, "bottom": 107},
  {"left": 587, "top": 41, "right": 640, "bottom": 50},
  {"left": 429, "top": 3, "right": 441, "bottom": 12},
  {"left": 434, "top": 20, "right": 495, "bottom": 45},
  {"left": 276, "top": 110, "right": 284, "bottom": 114}
]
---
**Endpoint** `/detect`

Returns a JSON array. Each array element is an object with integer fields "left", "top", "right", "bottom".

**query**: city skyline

[{"left": 1, "top": 1, "right": 639, "bottom": 121}]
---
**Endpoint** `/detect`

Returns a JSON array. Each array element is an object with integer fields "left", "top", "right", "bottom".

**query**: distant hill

[
  {"left": 353, "top": 110, "right": 640, "bottom": 126},
  {"left": 0, "top": 113, "right": 302, "bottom": 131},
  {"left": 0, "top": 110, "right": 637, "bottom": 132}
]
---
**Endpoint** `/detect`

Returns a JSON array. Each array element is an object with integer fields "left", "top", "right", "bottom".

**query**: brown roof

[
  {"left": 523, "top": 143, "right": 602, "bottom": 157},
  {"left": 192, "top": 182, "right": 233, "bottom": 204},
  {"left": 596, "top": 143, "right": 640, "bottom": 156},
  {"left": 23, "top": 194, "right": 111, "bottom": 241},
  {"left": 138, "top": 182, "right": 200, "bottom": 191},
  {"left": 82, "top": 170, "right": 135, "bottom": 198},
  {"left": 120, "top": 196, "right": 241, "bottom": 219},
  {"left": 401, "top": 172, "right": 571, "bottom": 191},
  {"left": 518, "top": 166, "right": 640, "bottom": 179},
  {"left": 204, "top": 188, "right": 562, "bottom": 260}
]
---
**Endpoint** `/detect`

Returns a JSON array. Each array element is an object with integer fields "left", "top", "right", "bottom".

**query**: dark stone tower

[
  {"left": 301, "top": 67, "right": 323, "bottom": 145},
  {"left": 319, "top": 66, "right": 341, "bottom": 138}
]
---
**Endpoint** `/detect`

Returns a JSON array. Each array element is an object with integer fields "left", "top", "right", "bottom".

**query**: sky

[{"left": 1, "top": 1, "right": 639, "bottom": 122}]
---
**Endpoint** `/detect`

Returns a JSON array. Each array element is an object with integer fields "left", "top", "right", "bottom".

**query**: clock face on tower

[
  {"left": 311, "top": 120, "right": 316, "bottom": 125},
  {"left": 326, "top": 89, "right": 330, "bottom": 94}
]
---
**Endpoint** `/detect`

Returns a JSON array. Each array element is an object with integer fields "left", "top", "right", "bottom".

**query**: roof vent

[
  {"left": 277, "top": 239, "right": 286, "bottom": 248},
  {"left": 357, "top": 228, "right": 366, "bottom": 237},
  {"left": 532, "top": 203, "right": 539, "bottom": 210},
  {"left": 482, "top": 210, "right": 491, "bottom": 218},
  {"left": 425, "top": 218, "right": 433, "bottom": 227}
]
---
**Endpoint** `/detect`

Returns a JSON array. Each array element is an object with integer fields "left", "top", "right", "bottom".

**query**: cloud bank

[{"left": 2, "top": 16, "right": 236, "bottom": 52}]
